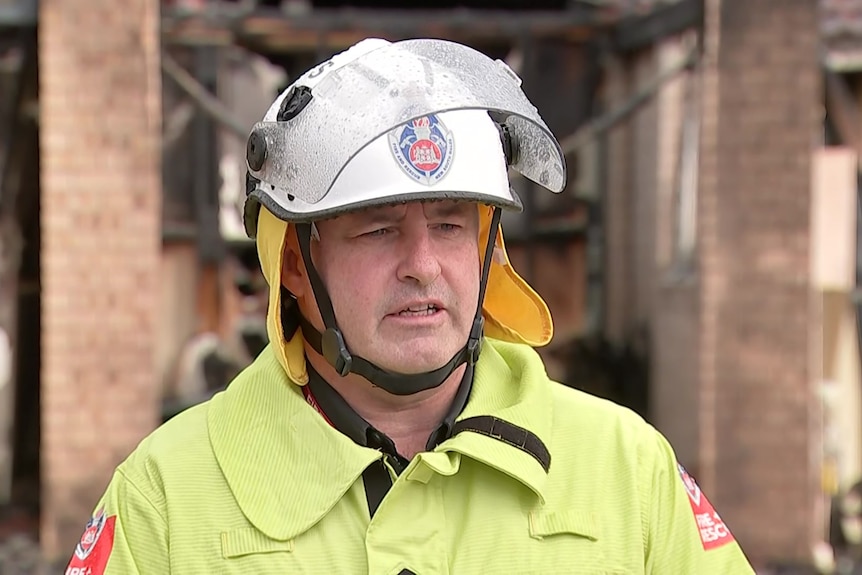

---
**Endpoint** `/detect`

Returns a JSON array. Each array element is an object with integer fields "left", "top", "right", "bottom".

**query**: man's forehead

[{"left": 337, "top": 200, "right": 475, "bottom": 222}]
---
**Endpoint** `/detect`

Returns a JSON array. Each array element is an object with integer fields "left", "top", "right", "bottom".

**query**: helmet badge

[{"left": 387, "top": 114, "right": 455, "bottom": 186}]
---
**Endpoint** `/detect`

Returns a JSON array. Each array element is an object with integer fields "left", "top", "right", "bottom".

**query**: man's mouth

[{"left": 396, "top": 304, "right": 440, "bottom": 317}]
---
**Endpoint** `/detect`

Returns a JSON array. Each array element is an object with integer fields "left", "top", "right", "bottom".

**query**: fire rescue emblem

[
  {"left": 677, "top": 463, "right": 736, "bottom": 551},
  {"left": 75, "top": 507, "right": 107, "bottom": 561},
  {"left": 388, "top": 114, "right": 455, "bottom": 185},
  {"left": 66, "top": 507, "right": 116, "bottom": 575},
  {"left": 678, "top": 462, "right": 702, "bottom": 505}
]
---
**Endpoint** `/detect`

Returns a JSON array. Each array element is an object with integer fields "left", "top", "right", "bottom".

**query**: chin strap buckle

[
  {"left": 466, "top": 316, "right": 485, "bottom": 366},
  {"left": 321, "top": 327, "right": 353, "bottom": 376}
]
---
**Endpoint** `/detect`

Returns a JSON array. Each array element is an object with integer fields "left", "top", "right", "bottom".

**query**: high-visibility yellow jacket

[{"left": 65, "top": 338, "right": 755, "bottom": 574}]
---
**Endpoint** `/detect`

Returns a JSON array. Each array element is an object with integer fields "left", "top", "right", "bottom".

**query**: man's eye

[
  {"left": 436, "top": 223, "right": 461, "bottom": 232},
  {"left": 362, "top": 228, "right": 390, "bottom": 238}
]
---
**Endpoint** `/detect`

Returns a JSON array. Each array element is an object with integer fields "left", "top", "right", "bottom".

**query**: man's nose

[{"left": 396, "top": 227, "right": 442, "bottom": 286}]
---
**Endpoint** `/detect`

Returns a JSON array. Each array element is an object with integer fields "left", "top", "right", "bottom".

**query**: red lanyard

[{"left": 301, "top": 384, "right": 335, "bottom": 428}]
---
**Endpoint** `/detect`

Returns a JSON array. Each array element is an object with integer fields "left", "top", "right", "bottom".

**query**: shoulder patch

[
  {"left": 677, "top": 463, "right": 735, "bottom": 551},
  {"left": 65, "top": 507, "right": 116, "bottom": 575}
]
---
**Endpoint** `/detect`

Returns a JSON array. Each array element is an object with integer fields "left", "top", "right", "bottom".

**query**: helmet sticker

[{"left": 387, "top": 114, "right": 455, "bottom": 186}]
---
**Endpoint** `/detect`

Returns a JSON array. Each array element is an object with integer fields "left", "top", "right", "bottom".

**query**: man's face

[{"left": 298, "top": 200, "right": 481, "bottom": 374}]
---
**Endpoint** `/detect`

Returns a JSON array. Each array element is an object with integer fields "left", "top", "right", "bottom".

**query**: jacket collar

[
  {"left": 208, "top": 347, "right": 380, "bottom": 541},
  {"left": 208, "top": 340, "right": 554, "bottom": 541},
  {"left": 439, "top": 339, "right": 554, "bottom": 503}
]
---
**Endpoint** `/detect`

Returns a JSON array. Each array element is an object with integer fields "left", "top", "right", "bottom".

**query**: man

[{"left": 65, "top": 38, "right": 756, "bottom": 574}]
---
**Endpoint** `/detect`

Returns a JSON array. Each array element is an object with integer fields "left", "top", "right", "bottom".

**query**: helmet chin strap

[{"left": 294, "top": 206, "right": 502, "bottom": 396}]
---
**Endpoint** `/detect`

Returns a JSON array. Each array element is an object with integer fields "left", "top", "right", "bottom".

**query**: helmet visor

[{"left": 247, "top": 38, "right": 567, "bottom": 205}]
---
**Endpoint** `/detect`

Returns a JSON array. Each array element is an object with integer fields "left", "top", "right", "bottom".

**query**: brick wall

[
  {"left": 650, "top": 35, "right": 701, "bottom": 472},
  {"left": 39, "top": 0, "right": 162, "bottom": 561},
  {"left": 699, "top": 0, "right": 820, "bottom": 564},
  {"left": 603, "top": 54, "right": 634, "bottom": 344},
  {"left": 605, "top": 0, "right": 820, "bottom": 565},
  {"left": 603, "top": 46, "right": 668, "bottom": 344},
  {"left": 602, "top": 35, "right": 703, "bottom": 468}
]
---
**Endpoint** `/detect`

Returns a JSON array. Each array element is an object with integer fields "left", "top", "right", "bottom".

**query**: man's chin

[
  {"left": 358, "top": 334, "right": 463, "bottom": 373},
  {"left": 371, "top": 359, "right": 452, "bottom": 376},
  {"left": 364, "top": 347, "right": 459, "bottom": 376}
]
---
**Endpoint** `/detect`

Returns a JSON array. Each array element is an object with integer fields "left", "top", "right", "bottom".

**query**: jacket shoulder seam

[{"left": 117, "top": 466, "right": 168, "bottom": 525}]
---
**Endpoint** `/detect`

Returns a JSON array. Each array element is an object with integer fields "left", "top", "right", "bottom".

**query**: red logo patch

[
  {"left": 65, "top": 507, "right": 116, "bottom": 575},
  {"left": 678, "top": 464, "right": 735, "bottom": 550}
]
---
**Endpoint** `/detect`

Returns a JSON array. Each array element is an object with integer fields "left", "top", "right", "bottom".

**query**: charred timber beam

[
  {"left": 162, "top": 7, "right": 622, "bottom": 51},
  {"left": 611, "top": 0, "right": 702, "bottom": 54}
]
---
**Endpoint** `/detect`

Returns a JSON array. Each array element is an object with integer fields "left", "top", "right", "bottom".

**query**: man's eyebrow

[
  {"left": 353, "top": 206, "right": 405, "bottom": 227},
  {"left": 348, "top": 202, "right": 472, "bottom": 228}
]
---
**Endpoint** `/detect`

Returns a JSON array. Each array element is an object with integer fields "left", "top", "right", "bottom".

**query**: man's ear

[{"left": 281, "top": 226, "right": 307, "bottom": 298}]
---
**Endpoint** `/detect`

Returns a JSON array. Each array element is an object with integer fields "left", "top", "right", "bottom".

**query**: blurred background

[{"left": 0, "top": 0, "right": 852, "bottom": 572}]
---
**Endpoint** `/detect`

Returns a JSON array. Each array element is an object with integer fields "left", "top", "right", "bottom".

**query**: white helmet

[
  {"left": 243, "top": 37, "right": 566, "bottom": 234},
  {"left": 244, "top": 38, "right": 567, "bottom": 395}
]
